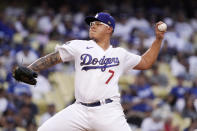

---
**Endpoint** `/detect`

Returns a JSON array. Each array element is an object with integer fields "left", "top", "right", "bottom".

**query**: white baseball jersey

[{"left": 56, "top": 40, "right": 141, "bottom": 103}]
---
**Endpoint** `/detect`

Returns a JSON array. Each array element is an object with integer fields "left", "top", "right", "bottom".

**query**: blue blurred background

[{"left": 0, "top": 0, "right": 197, "bottom": 130}]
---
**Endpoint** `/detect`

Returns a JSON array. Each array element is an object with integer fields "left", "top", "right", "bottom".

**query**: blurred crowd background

[{"left": 0, "top": 0, "right": 197, "bottom": 131}]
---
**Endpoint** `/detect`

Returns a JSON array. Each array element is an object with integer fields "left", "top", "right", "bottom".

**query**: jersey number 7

[{"left": 105, "top": 70, "right": 114, "bottom": 84}]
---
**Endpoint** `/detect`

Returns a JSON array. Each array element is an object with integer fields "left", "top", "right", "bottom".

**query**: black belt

[{"left": 80, "top": 99, "right": 113, "bottom": 107}]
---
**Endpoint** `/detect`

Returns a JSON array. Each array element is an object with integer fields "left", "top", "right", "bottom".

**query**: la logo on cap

[
  {"left": 95, "top": 14, "right": 98, "bottom": 18},
  {"left": 108, "top": 21, "right": 111, "bottom": 24}
]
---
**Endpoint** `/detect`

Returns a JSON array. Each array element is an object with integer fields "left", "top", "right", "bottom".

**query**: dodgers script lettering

[{"left": 80, "top": 54, "right": 119, "bottom": 71}]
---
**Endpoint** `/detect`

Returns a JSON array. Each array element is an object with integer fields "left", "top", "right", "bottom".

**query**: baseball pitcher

[{"left": 13, "top": 12, "right": 166, "bottom": 131}]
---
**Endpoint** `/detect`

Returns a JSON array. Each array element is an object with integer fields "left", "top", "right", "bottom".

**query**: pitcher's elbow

[{"left": 142, "top": 65, "right": 152, "bottom": 70}]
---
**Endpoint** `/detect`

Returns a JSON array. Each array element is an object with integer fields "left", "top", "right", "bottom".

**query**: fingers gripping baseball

[
  {"left": 155, "top": 21, "right": 167, "bottom": 40},
  {"left": 12, "top": 66, "right": 38, "bottom": 85}
]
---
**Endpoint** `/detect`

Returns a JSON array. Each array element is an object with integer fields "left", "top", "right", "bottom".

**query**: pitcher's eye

[
  {"left": 90, "top": 21, "right": 102, "bottom": 26},
  {"left": 90, "top": 22, "right": 94, "bottom": 26}
]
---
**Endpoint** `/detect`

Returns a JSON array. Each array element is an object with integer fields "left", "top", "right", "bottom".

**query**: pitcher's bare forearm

[
  {"left": 27, "top": 51, "right": 62, "bottom": 72},
  {"left": 134, "top": 39, "right": 162, "bottom": 70},
  {"left": 142, "top": 39, "right": 162, "bottom": 67},
  {"left": 134, "top": 21, "right": 165, "bottom": 70}
]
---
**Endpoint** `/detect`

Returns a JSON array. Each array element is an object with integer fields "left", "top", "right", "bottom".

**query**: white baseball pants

[{"left": 37, "top": 101, "right": 132, "bottom": 131}]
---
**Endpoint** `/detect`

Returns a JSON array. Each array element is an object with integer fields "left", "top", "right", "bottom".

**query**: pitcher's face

[{"left": 89, "top": 21, "right": 112, "bottom": 40}]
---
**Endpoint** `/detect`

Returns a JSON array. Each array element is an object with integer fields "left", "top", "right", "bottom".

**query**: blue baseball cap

[{"left": 85, "top": 12, "right": 115, "bottom": 31}]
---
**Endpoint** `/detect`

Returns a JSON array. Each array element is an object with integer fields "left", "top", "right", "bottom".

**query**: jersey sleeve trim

[{"left": 55, "top": 44, "right": 74, "bottom": 62}]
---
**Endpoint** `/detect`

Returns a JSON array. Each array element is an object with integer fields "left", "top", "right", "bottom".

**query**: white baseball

[{"left": 158, "top": 23, "right": 167, "bottom": 31}]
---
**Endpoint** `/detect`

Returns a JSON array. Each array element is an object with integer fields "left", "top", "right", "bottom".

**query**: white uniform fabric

[
  {"left": 38, "top": 40, "right": 141, "bottom": 131},
  {"left": 38, "top": 101, "right": 132, "bottom": 131},
  {"left": 56, "top": 40, "right": 141, "bottom": 103}
]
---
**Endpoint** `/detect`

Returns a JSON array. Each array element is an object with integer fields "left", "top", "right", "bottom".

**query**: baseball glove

[{"left": 12, "top": 66, "right": 38, "bottom": 85}]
